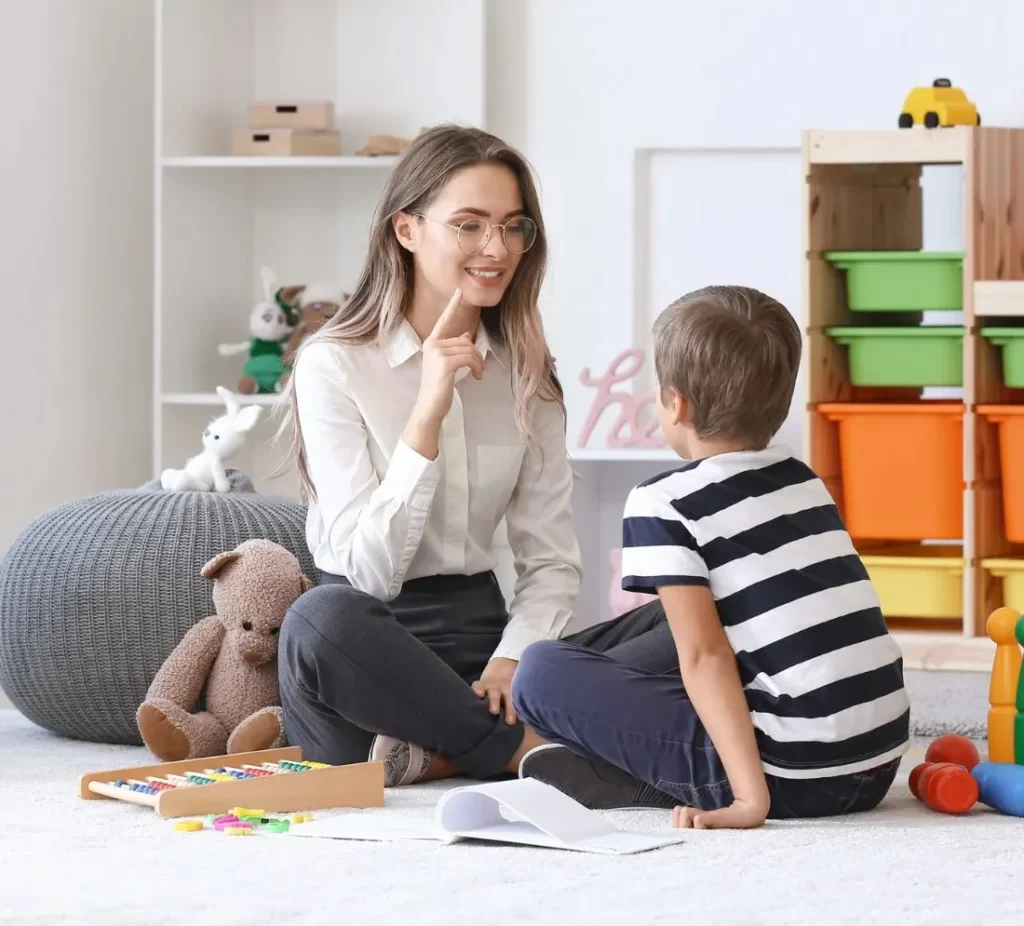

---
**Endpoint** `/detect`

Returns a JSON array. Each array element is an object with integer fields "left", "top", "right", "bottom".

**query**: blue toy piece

[{"left": 971, "top": 762, "right": 1024, "bottom": 817}]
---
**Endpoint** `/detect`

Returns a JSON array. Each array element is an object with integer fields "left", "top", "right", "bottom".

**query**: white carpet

[
  {"left": 905, "top": 669, "right": 988, "bottom": 738},
  {"left": 1, "top": 710, "right": 1020, "bottom": 926}
]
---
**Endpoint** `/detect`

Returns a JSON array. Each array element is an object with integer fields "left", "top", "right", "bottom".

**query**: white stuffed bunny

[
  {"left": 217, "top": 267, "right": 298, "bottom": 395},
  {"left": 160, "top": 387, "right": 262, "bottom": 493}
]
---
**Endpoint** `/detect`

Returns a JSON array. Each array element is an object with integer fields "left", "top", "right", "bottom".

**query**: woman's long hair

[{"left": 275, "top": 123, "right": 565, "bottom": 500}]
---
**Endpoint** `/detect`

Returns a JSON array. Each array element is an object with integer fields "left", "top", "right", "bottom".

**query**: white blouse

[{"left": 292, "top": 319, "right": 583, "bottom": 662}]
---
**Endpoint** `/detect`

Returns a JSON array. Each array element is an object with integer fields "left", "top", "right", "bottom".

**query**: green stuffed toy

[{"left": 218, "top": 267, "right": 302, "bottom": 394}]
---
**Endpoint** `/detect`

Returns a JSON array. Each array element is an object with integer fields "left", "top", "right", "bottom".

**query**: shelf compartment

[
  {"left": 816, "top": 402, "right": 964, "bottom": 541},
  {"left": 974, "top": 281, "right": 1024, "bottom": 318},
  {"left": 160, "top": 0, "right": 485, "bottom": 159},
  {"left": 825, "top": 326, "right": 963, "bottom": 387},
  {"left": 981, "top": 557, "right": 1024, "bottom": 613},
  {"left": 824, "top": 251, "right": 963, "bottom": 311},
  {"left": 861, "top": 544, "right": 964, "bottom": 620},
  {"left": 976, "top": 405, "right": 1024, "bottom": 543},
  {"left": 159, "top": 167, "right": 387, "bottom": 396},
  {"left": 979, "top": 328, "right": 1024, "bottom": 388}
]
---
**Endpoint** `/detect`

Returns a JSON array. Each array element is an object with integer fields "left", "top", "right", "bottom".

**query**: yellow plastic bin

[
  {"left": 860, "top": 545, "right": 964, "bottom": 619},
  {"left": 981, "top": 558, "right": 1024, "bottom": 613}
]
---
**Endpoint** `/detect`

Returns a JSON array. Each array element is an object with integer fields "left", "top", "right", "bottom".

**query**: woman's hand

[
  {"left": 671, "top": 798, "right": 769, "bottom": 830},
  {"left": 411, "top": 288, "right": 484, "bottom": 424},
  {"left": 403, "top": 289, "right": 484, "bottom": 460},
  {"left": 472, "top": 657, "right": 519, "bottom": 724}
]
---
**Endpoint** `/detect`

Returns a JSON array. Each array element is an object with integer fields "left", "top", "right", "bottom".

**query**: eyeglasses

[{"left": 414, "top": 213, "right": 538, "bottom": 256}]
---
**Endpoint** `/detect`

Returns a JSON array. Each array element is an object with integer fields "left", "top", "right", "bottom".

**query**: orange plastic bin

[
  {"left": 977, "top": 405, "right": 1024, "bottom": 543},
  {"left": 817, "top": 403, "right": 964, "bottom": 540}
]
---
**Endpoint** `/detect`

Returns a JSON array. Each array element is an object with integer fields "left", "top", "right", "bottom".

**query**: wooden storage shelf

[
  {"left": 806, "top": 127, "right": 972, "bottom": 166},
  {"left": 975, "top": 281, "right": 1024, "bottom": 318},
  {"left": 802, "top": 126, "right": 1024, "bottom": 669}
]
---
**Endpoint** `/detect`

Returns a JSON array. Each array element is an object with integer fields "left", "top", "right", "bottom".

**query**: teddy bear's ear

[
  {"left": 201, "top": 549, "right": 241, "bottom": 580},
  {"left": 279, "top": 284, "right": 305, "bottom": 305},
  {"left": 299, "top": 575, "right": 314, "bottom": 594}
]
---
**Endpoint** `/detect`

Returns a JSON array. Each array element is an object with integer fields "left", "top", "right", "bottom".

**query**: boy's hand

[
  {"left": 659, "top": 584, "right": 772, "bottom": 826},
  {"left": 672, "top": 798, "right": 769, "bottom": 830}
]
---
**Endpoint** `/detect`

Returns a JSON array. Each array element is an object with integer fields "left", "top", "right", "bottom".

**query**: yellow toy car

[{"left": 899, "top": 78, "right": 980, "bottom": 128}]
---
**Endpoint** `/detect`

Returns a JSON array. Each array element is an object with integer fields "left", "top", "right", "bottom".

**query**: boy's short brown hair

[{"left": 652, "top": 285, "right": 801, "bottom": 449}]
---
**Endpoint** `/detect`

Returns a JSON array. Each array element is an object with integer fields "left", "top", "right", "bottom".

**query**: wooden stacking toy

[
  {"left": 985, "top": 607, "right": 1024, "bottom": 764},
  {"left": 78, "top": 746, "right": 383, "bottom": 818},
  {"left": 912, "top": 610, "right": 1024, "bottom": 819}
]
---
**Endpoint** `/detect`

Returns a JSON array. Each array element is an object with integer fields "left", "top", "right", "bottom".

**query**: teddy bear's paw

[
  {"left": 136, "top": 699, "right": 192, "bottom": 762},
  {"left": 228, "top": 706, "right": 284, "bottom": 754}
]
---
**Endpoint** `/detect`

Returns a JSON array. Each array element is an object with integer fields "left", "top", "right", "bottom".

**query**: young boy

[{"left": 510, "top": 285, "right": 910, "bottom": 829}]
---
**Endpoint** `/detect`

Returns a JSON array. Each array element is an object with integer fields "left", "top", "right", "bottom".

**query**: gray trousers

[{"left": 278, "top": 571, "right": 672, "bottom": 779}]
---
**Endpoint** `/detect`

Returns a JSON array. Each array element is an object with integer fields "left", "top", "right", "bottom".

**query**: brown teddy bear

[
  {"left": 136, "top": 539, "right": 313, "bottom": 761},
  {"left": 281, "top": 282, "right": 349, "bottom": 367}
]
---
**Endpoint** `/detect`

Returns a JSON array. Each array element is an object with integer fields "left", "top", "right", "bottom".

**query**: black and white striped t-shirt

[{"left": 620, "top": 445, "right": 910, "bottom": 779}]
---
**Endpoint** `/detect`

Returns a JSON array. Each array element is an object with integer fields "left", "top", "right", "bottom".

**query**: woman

[{"left": 276, "top": 124, "right": 671, "bottom": 790}]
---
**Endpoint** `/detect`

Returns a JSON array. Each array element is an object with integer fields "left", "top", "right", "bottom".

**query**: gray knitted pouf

[{"left": 0, "top": 480, "right": 315, "bottom": 745}]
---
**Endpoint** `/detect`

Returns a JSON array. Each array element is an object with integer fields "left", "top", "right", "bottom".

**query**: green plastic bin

[
  {"left": 981, "top": 328, "right": 1024, "bottom": 388},
  {"left": 825, "top": 251, "right": 964, "bottom": 311},
  {"left": 826, "top": 326, "right": 963, "bottom": 386}
]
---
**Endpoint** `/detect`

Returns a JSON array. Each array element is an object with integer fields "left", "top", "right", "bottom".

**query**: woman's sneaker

[
  {"left": 518, "top": 743, "right": 676, "bottom": 810},
  {"left": 368, "top": 735, "right": 432, "bottom": 787}
]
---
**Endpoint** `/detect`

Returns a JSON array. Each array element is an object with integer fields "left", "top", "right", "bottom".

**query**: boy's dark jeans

[{"left": 510, "top": 640, "right": 900, "bottom": 819}]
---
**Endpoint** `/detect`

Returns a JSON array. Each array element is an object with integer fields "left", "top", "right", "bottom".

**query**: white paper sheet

[
  {"left": 289, "top": 813, "right": 446, "bottom": 842},
  {"left": 285, "top": 778, "right": 685, "bottom": 855}
]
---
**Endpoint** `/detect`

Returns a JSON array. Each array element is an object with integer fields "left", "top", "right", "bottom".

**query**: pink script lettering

[{"left": 577, "top": 348, "right": 667, "bottom": 449}]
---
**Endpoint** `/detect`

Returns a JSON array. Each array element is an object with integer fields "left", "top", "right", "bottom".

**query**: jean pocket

[
  {"left": 768, "top": 760, "right": 900, "bottom": 819},
  {"left": 657, "top": 778, "right": 734, "bottom": 811}
]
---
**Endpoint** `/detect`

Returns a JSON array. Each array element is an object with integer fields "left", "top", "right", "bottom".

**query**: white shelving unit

[
  {"left": 153, "top": 0, "right": 486, "bottom": 498},
  {"left": 162, "top": 156, "right": 400, "bottom": 169}
]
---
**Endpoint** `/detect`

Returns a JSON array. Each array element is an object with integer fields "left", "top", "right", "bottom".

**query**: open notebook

[{"left": 284, "top": 777, "right": 685, "bottom": 855}]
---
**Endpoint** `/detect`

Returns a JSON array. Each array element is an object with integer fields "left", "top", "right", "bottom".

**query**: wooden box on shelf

[
  {"left": 231, "top": 127, "right": 341, "bottom": 157},
  {"left": 801, "top": 126, "right": 1024, "bottom": 668},
  {"left": 248, "top": 100, "right": 335, "bottom": 131}
]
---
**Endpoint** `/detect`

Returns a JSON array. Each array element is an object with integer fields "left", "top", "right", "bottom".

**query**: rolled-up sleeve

[
  {"left": 294, "top": 342, "right": 440, "bottom": 600},
  {"left": 494, "top": 395, "right": 583, "bottom": 661}
]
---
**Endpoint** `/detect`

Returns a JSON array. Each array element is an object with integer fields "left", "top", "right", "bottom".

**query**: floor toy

[
  {"left": 986, "top": 607, "right": 1023, "bottom": 765},
  {"left": 924, "top": 734, "right": 981, "bottom": 770},
  {"left": 908, "top": 609, "right": 1024, "bottom": 818},
  {"left": 174, "top": 820, "right": 204, "bottom": 832},
  {"left": 78, "top": 745, "right": 383, "bottom": 818},
  {"left": 910, "top": 761, "right": 978, "bottom": 814},
  {"left": 970, "top": 762, "right": 1024, "bottom": 817}
]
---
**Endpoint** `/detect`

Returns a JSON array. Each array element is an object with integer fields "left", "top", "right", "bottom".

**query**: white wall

[
  {"left": 0, "top": 0, "right": 154, "bottom": 554},
  {"left": 0, "top": 0, "right": 153, "bottom": 706},
  {"left": 487, "top": 0, "right": 1024, "bottom": 626}
]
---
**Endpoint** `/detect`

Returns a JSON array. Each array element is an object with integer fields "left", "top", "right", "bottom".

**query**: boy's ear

[
  {"left": 391, "top": 211, "right": 418, "bottom": 252},
  {"left": 669, "top": 389, "right": 689, "bottom": 427}
]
